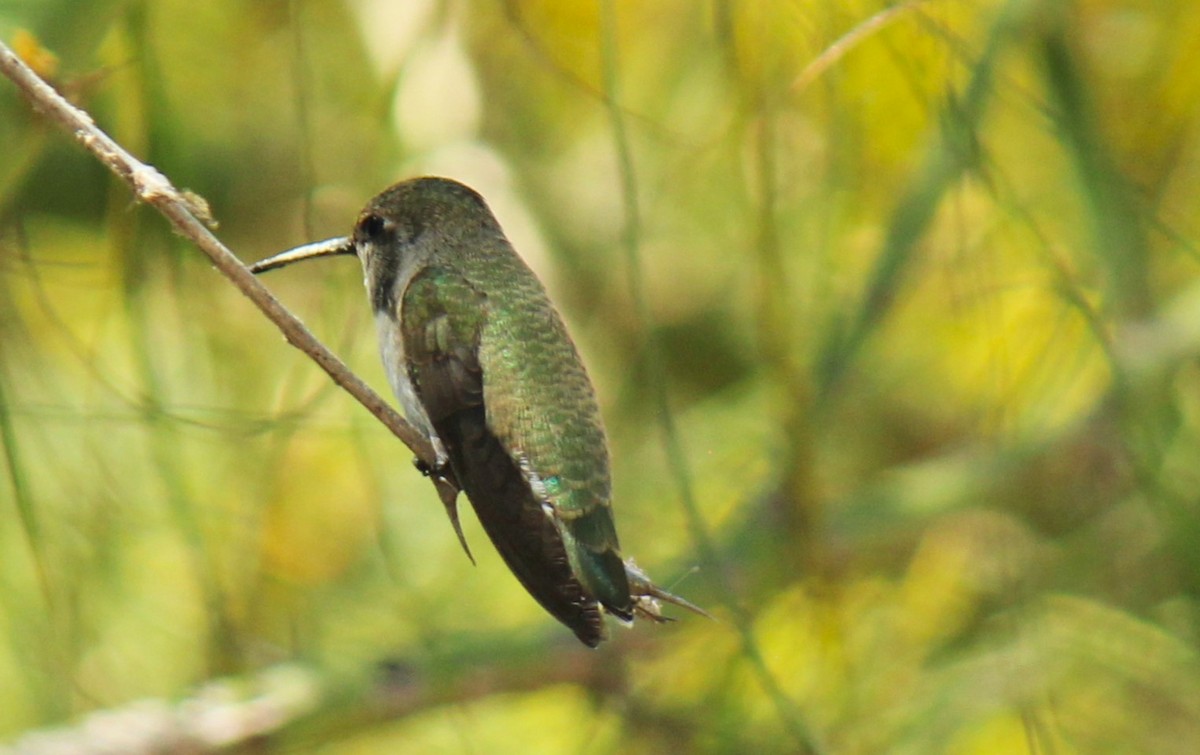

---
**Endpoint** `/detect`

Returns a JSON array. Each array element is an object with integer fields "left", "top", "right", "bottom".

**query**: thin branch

[
  {"left": 791, "top": 0, "right": 927, "bottom": 94},
  {"left": 3, "top": 639, "right": 630, "bottom": 754},
  {"left": 0, "top": 40, "right": 438, "bottom": 470}
]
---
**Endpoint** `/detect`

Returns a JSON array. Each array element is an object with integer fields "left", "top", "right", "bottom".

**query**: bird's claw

[{"left": 413, "top": 456, "right": 443, "bottom": 478}]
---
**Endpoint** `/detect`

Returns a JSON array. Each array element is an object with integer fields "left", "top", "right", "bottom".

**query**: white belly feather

[{"left": 374, "top": 310, "right": 448, "bottom": 464}]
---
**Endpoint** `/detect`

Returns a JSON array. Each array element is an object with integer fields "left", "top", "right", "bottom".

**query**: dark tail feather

[
  {"left": 624, "top": 560, "right": 714, "bottom": 623},
  {"left": 437, "top": 406, "right": 606, "bottom": 647}
]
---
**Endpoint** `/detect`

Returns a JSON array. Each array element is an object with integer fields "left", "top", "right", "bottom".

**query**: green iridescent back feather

[{"left": 467, "top": 247, "right": 631, "bottom": 614}]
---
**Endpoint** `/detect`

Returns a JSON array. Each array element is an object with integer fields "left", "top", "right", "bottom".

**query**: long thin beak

[{"left": 249, "top": 236, "right": 355, "bottom": 274}]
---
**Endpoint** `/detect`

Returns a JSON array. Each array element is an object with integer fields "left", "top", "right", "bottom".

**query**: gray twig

[{"left": 0, "top": 40, "right": 436, "bottom": 468}]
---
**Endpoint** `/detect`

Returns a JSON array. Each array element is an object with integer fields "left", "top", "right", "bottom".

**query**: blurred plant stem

[
  {"left": 814, "top": 1, "right": 1014, "bottom": 400},
  {"left": 0, "top": 346, "right": 73, "bottom": 721},
  {"left": 600, "top": 2, "right": 820, "bottom": 752},
  {"left": 749, "top": 50, "right": 821, "bottom": 574},
  {"left": 1036, "top": 1, "right": 1200, "bottom": 593},
  {"left": 103, "top": 9, "right": 240, "bottom": 674}
]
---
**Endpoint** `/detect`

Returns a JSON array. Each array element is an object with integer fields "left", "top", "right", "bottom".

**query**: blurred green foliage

[{"left": 3, "top": 0, "right": 1200, "bottom": 752}]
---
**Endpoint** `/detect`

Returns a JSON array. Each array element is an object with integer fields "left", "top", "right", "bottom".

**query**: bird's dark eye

[{"left": 359, "top": 213, "right": 388, "bottom": 240}]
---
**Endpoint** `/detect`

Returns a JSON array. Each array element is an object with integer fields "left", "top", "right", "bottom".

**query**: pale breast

[{"left": 374, "top": 309, "right": 442, "bottom": 455}]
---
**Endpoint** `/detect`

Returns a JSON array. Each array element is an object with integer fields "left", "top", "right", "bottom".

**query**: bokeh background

[{"left": 3, "top": 0, "right": 1200, "bottom": 752}]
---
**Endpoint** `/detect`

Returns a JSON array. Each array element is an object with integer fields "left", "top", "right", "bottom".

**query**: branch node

[{"left": 131, "top": 163, "right": 175, "bottom": 202}]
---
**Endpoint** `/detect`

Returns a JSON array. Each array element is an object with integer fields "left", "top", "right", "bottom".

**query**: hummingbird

[{"left": 250, "top": 176, "right": 706, "bottom": 646}]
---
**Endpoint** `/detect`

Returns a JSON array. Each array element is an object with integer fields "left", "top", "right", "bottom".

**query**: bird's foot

[{"left": 413, "top": 455, "right": 451, "bottom": 480}]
